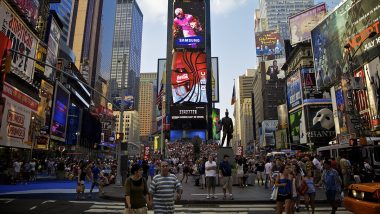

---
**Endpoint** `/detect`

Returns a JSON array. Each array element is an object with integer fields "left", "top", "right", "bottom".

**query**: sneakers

[
  {"left": 230, "top": 194, "right": 234, "bottom": 200},
  {"left": 206, "top": 195, "right": 210, "bottom": 199}
]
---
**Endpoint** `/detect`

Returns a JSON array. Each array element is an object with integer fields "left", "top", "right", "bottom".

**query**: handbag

[
  {"left": 299, "top": 180, "right": 308, "bottom": 195},
  {"left": 270, "top": 186, "right": 278, "bottom": 200}
]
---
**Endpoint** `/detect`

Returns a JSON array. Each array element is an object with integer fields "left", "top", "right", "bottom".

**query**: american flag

[{"left": 156, "top": 84, "right": 165, "bottom": 108}]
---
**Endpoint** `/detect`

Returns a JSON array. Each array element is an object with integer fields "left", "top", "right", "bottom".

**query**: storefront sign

[
  {"left": 1, "top": 82, "right": 38, "bottom": 148},
  {"left": 0, "top": 2, "right": 38, "bottom": 83}
]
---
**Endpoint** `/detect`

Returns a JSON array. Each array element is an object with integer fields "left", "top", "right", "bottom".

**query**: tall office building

[
  {"left": 259, "top": 0, "right": 314, "bottom": 39},
  {"left": 50, "top": 0, "right": 73, "bottom": 45},
  {"left": 139, "top": 73, "right": 157, "bottom": 140},
  {"left": 314, "top": 0, "right": 342, "bottom": 11},
  {"left": 69, "top": 0, "right": 103, "bottom": 91},
  {"left": 109, "top": 0, "right": 143, "bottom": 111}
]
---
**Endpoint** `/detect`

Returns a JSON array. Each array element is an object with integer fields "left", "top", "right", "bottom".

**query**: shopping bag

[{"left": 270, "top": 186, "right": 278, "bottom": 200}]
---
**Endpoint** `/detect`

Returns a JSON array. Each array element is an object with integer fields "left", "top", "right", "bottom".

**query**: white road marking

[
  {"left": 30, "top": 206, "right": 37, "bottom": 210},
  {"left": 41, "top": 200, "right": 56, "bottom": 204},
  {"left": 0, "top": 189, "right": 98, "bottom": 195}
]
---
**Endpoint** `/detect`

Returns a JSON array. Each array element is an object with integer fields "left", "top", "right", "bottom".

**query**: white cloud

[
  {"left": 136, "top": 0, "right": 168, "bottom": 24},
  {"left": 211, "top": 0, "right": 248, "bottom": 15}
]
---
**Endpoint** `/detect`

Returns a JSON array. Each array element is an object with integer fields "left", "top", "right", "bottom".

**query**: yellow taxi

[{"left": 343, "top": 183, "right": 380, "bottom": 214}]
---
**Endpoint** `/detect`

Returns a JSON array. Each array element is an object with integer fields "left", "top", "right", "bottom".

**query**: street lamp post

[{"left": 30, "top": 116, "right": 35, "bottom": 161}]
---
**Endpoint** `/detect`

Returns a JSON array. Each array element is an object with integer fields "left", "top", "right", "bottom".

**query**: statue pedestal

[{"left": 217, "top": 147, "right": 234, "bottom": 164}]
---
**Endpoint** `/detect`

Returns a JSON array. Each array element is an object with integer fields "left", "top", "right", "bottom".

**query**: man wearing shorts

[
  {"left": 219, "top": 154, "right": 233, "bottom": 200},
  {"left": 205, "top": 155, "right": 217, "bottom": 199}
]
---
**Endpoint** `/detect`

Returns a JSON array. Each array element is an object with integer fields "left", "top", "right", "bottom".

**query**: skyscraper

[
  {"left": 109, "top": 0, "right": 143, "bottom": 111},
  {"left": 139, "top": 73, "right": 157, "bottom": 140},
  {"left": 259, "top": 0, "right": 314, "bottom": 40},
  {"left": 50, "top": 0, "right": 73, "bottom": 45},
  {"left": 314, "top": 0, "right": 342, "bottom": 11},
  {"left": 69, "top": 0, "right": 103, "bottom": 91}
]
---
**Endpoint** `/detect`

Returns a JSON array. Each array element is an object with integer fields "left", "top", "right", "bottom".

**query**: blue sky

[{"left": 101, "top": 0, "right": 260, "bottom": 114}]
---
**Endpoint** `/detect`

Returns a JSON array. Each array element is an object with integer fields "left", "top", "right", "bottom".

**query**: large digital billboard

[
  {"left": 45, "top": 15, "right": 61, "bottom": 79},
  {"left": 287, "top": 70, "right": 302, "bottom": 110},
  {"left": 289, "top": 3, "right": 326, "bottom": 45},
  {"left": 171, "top": 52, "right": 207, "bottom": 103},
  {"left": 50, "top": 82, "right": 70, "bottom": 142},
  {"left": 211, "top": 57, "right": 219, "bottom": 103},
  {"left": 0, "top": 1, "right": 38, "bottom": 83},
  {"left": 255, "top": 30, "right": 284, "bottom": 58},
  {"left": 277, "top": 104, "right": 288, "bottom": 129},
  {"left": 265, "top": 58, "right": 286, "bottom": 81},
  {"left": 37, "top": 80, "right": 54, "bottom": 131},
  {"left": 173, "top": 0, "right": 205, "bottom": 49},
  {"left": 171, "top": 105, "right": 206, "bottom": 120},
  {"left": 8, "top": 0, "right": 39, "bottom": 27},
  {"left": 157, "top": 59, "right": 167, "bottom": 94},
  {"left": 305, "top": 105, "right": 336, "bottom": 146},
  {"left": 301, "top": 68, "right": 318, "bottom": 100},
  {"left": 354, "top": 67, "right": 371, "bottom": 131},
  {"left": 364, "top": 57, "right": 380, "bottom": 131},
  {"left": 170, "top": 130, "right": 206, "bottom": 141},
  {"left": 311, "top": 0, "right": 380, "bottom": 90},
  {"left": 212, "top": 108, "right": 220, "bottom": 140}
]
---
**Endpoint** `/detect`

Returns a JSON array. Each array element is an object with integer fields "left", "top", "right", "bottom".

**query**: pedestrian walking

[
  {"left": 149, "top": 161, "right": 182, "bottom": 214},
  {"left": 275, "top": 164, "right": 293, "bottom": 214},
  {"left": 205, "top": 155, "right": 217, "bottom": 199},
  {"left": 321, "top": 160, "right": 342, "bottom": 214},
  {"left": 264, "top": 159, "right": 272, "bottom": 189},
  {"left": 89, "top": 162, "right": 101, "bottom": 198},
  {"left": 302, "top": 171, "right": 316, "bottom": 214},
  {"left": 219, "top": 154, "right": 233, "bottom": 200},
  {"left": 76, "top": 165, "right": 86, "bottom": 199},
  {"left": 124, "top": 164, "right": 149, "bottom": 214},
  {"left": 256, "top": 159, "right": 265, "bottom": 186}
]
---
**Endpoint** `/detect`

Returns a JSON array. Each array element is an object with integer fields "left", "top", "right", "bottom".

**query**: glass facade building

[
  {"left": 110, "top": 0, "right": 143, "bottom": 111},
  {"left": 50, "top": 0, "right": 73, "bottom": 45},
  {"left": 259, "top": 0, "right": 314, "bottom": 40}
]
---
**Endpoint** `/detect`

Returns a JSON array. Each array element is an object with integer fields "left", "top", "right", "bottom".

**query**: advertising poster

[
  {"left": 45, "top": 16, "right": 61, "bottom": 79},
  {"left": 37, "top": 80, "right": 54, "bottom": 131},
  {"left": 311, "top": 0, "right": 380, "bottom": 90},
  {"left": 255, "top": 30, "right": 284, "bottom": 58},
  {"left": 0, "top": 83, "right": 38, "bottom": 148},
  {"left": 334, "top": 85, "right": 348, "bottom": 134},
  {"left": 305, "top": 105, "right": 336, "bottom": 146},
  {"left": 157, "top": 59, "right": 167, "bottom": 94},
  {"left": 211, "top": 57, "right": 219, "bottom": 102},
  {"left": 301, "top": 68, "right": 318, "bottom": 100},
  {"left": 170, "top": 130, "right": 206, "bottom": 141},
  {"left": 289, "top": 108, "right": 307, "bottom": 144},
  {"left": 65, "top": 105, "right": 80, "bottom": 145},
  {"left": 173, "top": 0, "right": 205, "bottom": 49},
  {"left": 0, "top": 1, "right": 38, "bottom": 83},
  {"left": 171, "top": 52, "right": 207, "bottom": 103},
  {"left": 212, "top": 108, "right": 220, "bottom": 141},
  {"left": 275, "top": 129, "right": 287, "bottom": 149},
  {"left": 354, "top": 68, "right": 371, "bottom": 131},
  {"left": 289, "top": 3, "right": 326, "bottom": 45},
  {"left": 50, "top": 82, "right": 70, "bottom": 142},
  {"left": 364, "top": 57, "right": 380, "bottom": 131},
  {"left": 260, "top": 120, "right": 278, "bottom": 147},
  {"left": 287, "top": 71, "right": 302, "bottom": 110},
  {"left": 277, "top": 104, "right": 288, "bottom": 129},
  {"left": 8, "top": 0, "right": 39, "bottom": 27},
  {"left": 265, "top": 58, "right": 286, "bottom": 81},
  {"left": 170, "top": 105, "right": 206, "bottom": 120},
  {"left": 34, "top": 42, "right": 47, "bottom": 73}
]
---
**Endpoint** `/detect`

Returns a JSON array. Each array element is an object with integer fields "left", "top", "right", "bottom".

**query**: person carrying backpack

[{"left": 321, "top": 160, "right": 342, "bottom": 214}]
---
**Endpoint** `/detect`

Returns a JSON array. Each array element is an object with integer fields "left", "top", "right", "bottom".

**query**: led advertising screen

[
  {"left": 212, "top": 108, "right": 220, "bottom": 141},
  {"left": 37, "top": 80, "right": 54, "bottom": 131},
  {"left": 334, "top": 86, "right": 348, "bottom": 134},
  {"left": 287, "top": 70, "right": 302, "bottom": 110},
  {"left": 305, "top": 105, "right": 336, "bottom": 146},
  {"left": 8, "top": 0, "right": 39, "bottom": 27},
  {"left": 265, "top": 58, "right": 286, "bottom": 81},
  {"left": 173, "top": 0, "right": 205, "bottom": 49},
  {"left": 289, "top": 3, "right": 326, "bottom": 45},
  {"left": 311, "top": 0, "right": 380, "bottom": 90},
  {"left": 364, "top": 57, "right": 380, "bottom": 131},
  {"left": 50, "top": 82, "right": 70, "bottom": 142},
  {"left": 260, "top": 120, "right": 278, "bottom": 147},
  {"left": 255, "top": 30, "right": 284, "bottom": 58},
  {"left": 171, "top": 52, "right": 207, "bottom": 103},
  {"left": 211, "top": 57, "right": 219, "bottom": 103},
  {"left": 354, "top": 68, "right": 371, "bottom": 131},
  {"left": 289, "top": 108, "right": 307, "bottom": 144},
  {"left": 277, "top": 104, "right": 288, "bottom": 129},
  {"left": 45, "top": 15, "right": 61, "bottom": 79},
  {"left": 171, "top": 105, "right": 206, "bottom": 120},
  {"left": 170, "top": 130, "right": 206, "bottom": 141}
]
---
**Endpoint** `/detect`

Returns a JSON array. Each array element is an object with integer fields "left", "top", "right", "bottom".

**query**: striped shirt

[{"left": 149, "top": 173, "right": 182, "bottom": 214}]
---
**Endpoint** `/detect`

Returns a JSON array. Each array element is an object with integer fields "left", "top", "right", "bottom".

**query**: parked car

[{"left": 344, "top": 183, "right": 380, "bottom": 214}]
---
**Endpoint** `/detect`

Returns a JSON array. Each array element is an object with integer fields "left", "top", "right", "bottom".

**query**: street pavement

[
  {"left": 0, "top": 174, "right": 353, "bottom": 213},
  {"left": 101, "top": 174, "right": 327, "bottom": 204}
]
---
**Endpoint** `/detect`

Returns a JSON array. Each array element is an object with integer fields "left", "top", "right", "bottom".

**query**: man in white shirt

[
  {"left": 313, "top": 155, "right": 323, "bottom": 183},
  {"left": 205, "top": 155, "right": 217, "bottom": 199},
  {"left": 13, "top": 160, "right": 21, "bottom": 183},
  {"left": 264, "top": 159, "right": 272, "bottom": 189}
]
